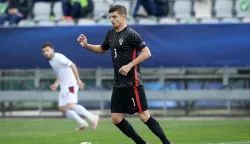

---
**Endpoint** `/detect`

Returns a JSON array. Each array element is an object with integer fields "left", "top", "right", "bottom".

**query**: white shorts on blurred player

[{"left": 59, "top": 85, "right": 79, "bottom": 107}]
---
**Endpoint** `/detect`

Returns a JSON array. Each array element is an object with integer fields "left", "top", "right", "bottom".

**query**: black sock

[
  {"left": 115, "top": 118, "right": 146, "bottom": 144},
  {"left": 145, "top": 117, "right": 171, "bottom": 144}
]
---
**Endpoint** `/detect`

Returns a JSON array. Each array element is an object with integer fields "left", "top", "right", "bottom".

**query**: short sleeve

[
  {"left": 56, "top": 53, "right": 73, "bottom": 67},
  {"left": 101, "top": 31, "right": 110, "bottom": 50},
  {"left": 131, "top": 32, "right": 147, "bottom": 51}
]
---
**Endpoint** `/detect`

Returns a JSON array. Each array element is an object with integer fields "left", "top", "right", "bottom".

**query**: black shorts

[{"left": 111, "top": 86, "right": 148, "bottom": 114}]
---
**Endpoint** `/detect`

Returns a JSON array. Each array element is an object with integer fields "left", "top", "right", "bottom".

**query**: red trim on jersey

[
  {"left": 132, "top": 48, "right": 142, "bottom": 112},
  {"left": 133, "top": 87, "right": 142, "bottom": 112},
  {"left": 69, "top": 86, "right": 74, "bottom": 94},
  {"left": 133, "top": 48, "right": 139, "bottom": 87}
]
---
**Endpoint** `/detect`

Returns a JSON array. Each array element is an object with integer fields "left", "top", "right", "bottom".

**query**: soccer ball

[{"left": 80, "top": 142, "right": 91, "bottom": 144}]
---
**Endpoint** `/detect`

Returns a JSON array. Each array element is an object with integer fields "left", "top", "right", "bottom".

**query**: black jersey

[{"left": 101, "top": 27, "right": 147, "bottom": 88}]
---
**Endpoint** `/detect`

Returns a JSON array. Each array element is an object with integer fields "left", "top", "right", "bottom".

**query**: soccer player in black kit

[{"left": 77, "top": 5, "right": 172, "bottom": 144}]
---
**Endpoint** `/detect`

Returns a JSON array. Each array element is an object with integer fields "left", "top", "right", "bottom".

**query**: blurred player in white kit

[{"left": 41, "top": 43, "right": 99, "bottom": 131}]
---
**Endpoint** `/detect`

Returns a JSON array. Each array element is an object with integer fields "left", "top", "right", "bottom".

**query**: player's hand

[
  {"left": 77, "top": 79, "right": 85, "bottom": 90},
  {"left": 50, "top": 83, "right": 58, "bottom": 91},
  {"left": 119, "top": 63, "right": 133, "bottom": 76},
  {"left": 77, "top": 34, "right": 88, "bottom": 48}
]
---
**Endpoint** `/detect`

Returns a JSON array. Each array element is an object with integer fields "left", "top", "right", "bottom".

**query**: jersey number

[
  {"left": 131, "top": 98, "right": 136, "bottom": 106},
  {"left": 114, "top": 49, "right": 117, "bottom": 58}
]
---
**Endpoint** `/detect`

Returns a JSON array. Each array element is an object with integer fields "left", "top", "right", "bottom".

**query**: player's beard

[{"left": 45, "top": 53, "right": 53, "bottom": 60}]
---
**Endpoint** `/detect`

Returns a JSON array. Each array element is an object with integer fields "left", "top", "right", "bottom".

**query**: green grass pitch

[{"left": 0, "top": 118, "right": 250, "bottom": 144}]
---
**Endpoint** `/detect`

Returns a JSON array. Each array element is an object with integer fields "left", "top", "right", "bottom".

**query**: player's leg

[
  {"left": 139, "top": 110, "right": 171, "bottom": 144},
  {"left": 111, "top": 87, "right": 147, "bottom": 144},
  {"left": 60, "top": 106, "right": 88, "bottom": 130},
  {"left": 59, "top": 91, "right": 88, "bottom": 130},
  {"left": 66, "top": 86, "right": 99, "bottom": 129},
  {"left": 134, "top": 86, "right": 171, "bottom": 144},
  {"left": 68, "top": 103, "right": 99, "bottom": 129}
]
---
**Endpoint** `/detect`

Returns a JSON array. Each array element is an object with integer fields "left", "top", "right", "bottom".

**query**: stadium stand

[
  {"left": 243, "top": 17, "right": 250, "bottom": 22},
  {"left": 194, "top": 0, "right": 212, "bottom": 18},
  {"left": 174, "top": 0, "right": 193, "bottom": 18},
  {"left": 0, "top": 0, "right": 249, "bottom": 26},
  {"left": 221, "top": 17, "right": 241, "bottom": 23},
  {"left": 57, "top": 20, "right": 75, "bottom": 26},
  {"left": 179, "top": 18, "right": 198, "bottom": 24},
  {"left": 18, "top": 20, "right": 36, "bottom": 27},
  {"left": 159, "top": 17, "right": 178, "bottom": 24},
  {"left": 37, "top": 20, "right": 56, "bottom": 26},
  {"left": 236, "top": 0, "right": 250, "bottom": 17},
  {"left": 199, "top": 17, "right": 220, "bottom": 23},
  {"left": 53, "top": 1, "right": 63, "bottom": 20},
  {"left": 214, "top": 0, "right": 233, "bottom": 17},
  {"left": 77, "top": 18, "right": 96, "bottom": 25},
  {"left": 138, "top": 18, "right": 158, "bottom": 25},
  {"left": 33, "top": 2, "right": 51, "bottom": 21}
]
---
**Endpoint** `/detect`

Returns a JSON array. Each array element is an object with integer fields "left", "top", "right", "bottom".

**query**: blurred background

[{"left": 0, "top": 0, "right": 250, "bottom": 118}]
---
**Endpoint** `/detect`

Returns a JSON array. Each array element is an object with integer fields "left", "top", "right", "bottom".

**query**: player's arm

[
  {"left": 70, "top": 63, "right": 81, "bottom": 82},
  {"left": 70, "top": 63, "right": 85, "bottom": 89},
  {"left": 129, "top": 32, "right": 151, "bottom": 66},
  {"left": 85, "top": 44, "right": 107, "bottom": 54},
  {"left": 119, "top": 33, "right": 151, "bottom": 76},
  {"left": 54, "top": 76, "right": 60, "bottom": 85},
  {"left": 50, "top": 77, "right": 59, "bottom": 91},
  {"left": 77, "top": 34, "right": 108, "bottom": 54},
  {"left": 119, "top": 47, "right": 151, "bottom": 76},
  {"left": 130, "top": 47, "right": 151, "bottom": 66}
]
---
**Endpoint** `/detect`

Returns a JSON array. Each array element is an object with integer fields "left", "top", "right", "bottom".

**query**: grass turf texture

[{"left": 0, "top": 118, "right": 250, "bottom": 144}]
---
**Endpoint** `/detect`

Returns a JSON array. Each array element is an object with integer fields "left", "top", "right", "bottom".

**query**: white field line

[{"left": 208, "top": 141, "right": 250, "bottom": 144}]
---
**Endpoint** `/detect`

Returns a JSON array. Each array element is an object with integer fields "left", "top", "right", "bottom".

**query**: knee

[
  {"left": 111, "top": 114, "right": 124, "bottom": 125},
  {"left": 139, "top": 110, "right": 150, "bottom": 123}
]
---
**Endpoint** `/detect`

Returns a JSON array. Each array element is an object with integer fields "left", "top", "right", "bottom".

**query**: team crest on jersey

[{"left": 119, "top": 38, "right": 123, "bottom": 45}]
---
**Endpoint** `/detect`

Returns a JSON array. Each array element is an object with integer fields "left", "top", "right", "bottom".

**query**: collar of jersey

[{"left": 116, "top": 26, "right": 128, "bottom": 34}]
